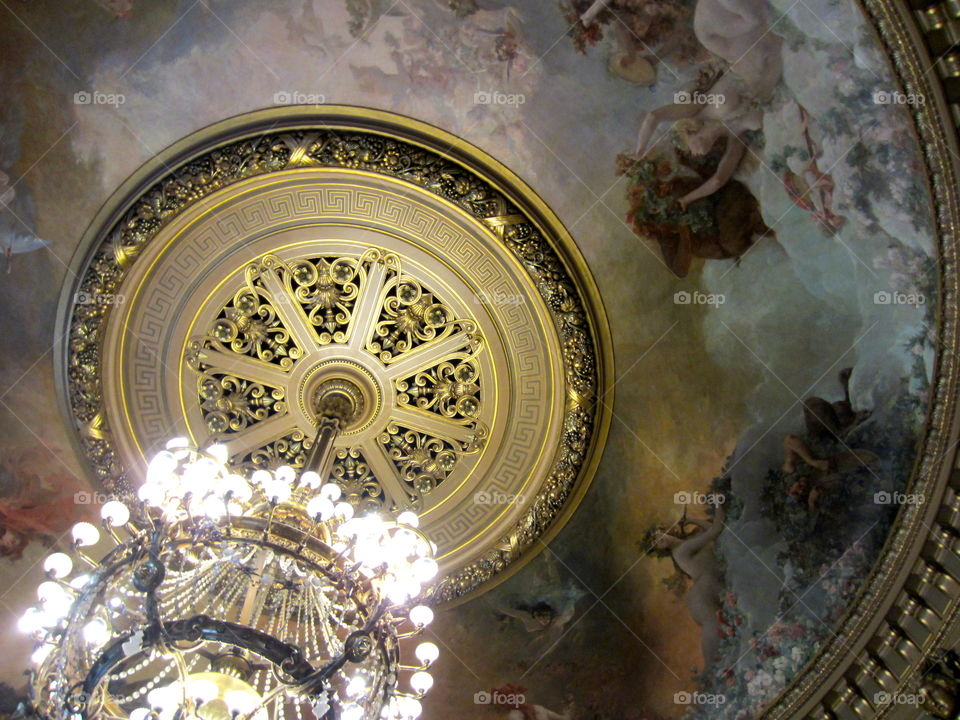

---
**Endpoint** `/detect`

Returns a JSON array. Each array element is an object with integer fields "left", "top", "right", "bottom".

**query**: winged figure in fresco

[
  {"left": 642, "top": 502, "right": 726, "bottom": 670},
  {"left": 617, "top": 145, "right": 772, "bottom": 278},
  {"left": 579, "top": 0, "right": 788, "bottom": 277},
  {"left": 782, "top": 368, "right": 877, "bottom": 513},
  {"left": 583, "top": 0, "right": 782, "bottom": 207},
  {"left": 491, "top": 555, "right": 588, "bottom": 648}
]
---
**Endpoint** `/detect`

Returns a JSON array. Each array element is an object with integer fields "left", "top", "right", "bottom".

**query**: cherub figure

[{"left": 782, "top": 435, "right": 879, "bottom": 512}]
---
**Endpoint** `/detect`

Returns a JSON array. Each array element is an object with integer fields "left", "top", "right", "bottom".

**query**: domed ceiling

[{"left": 1, "top": 1, "right": 959, "bottom": 720}]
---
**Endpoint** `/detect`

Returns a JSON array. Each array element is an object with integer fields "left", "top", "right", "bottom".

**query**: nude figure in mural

[
  {"left": 490, "top": 685, "right": 572, "bottom": 720},
  {"left": 647, "top": 503, "right": 726, "bottom": 669},
  {"left": 622, "top": 0, "right": 783, "bottom": 205},
  {"left": 505, "top": 704, "right": 570, "bottom": 720}
]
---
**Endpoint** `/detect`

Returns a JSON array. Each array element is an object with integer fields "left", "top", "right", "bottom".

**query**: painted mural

[{"left": 0, "top": 0, "right": 936, "bottom": 718}]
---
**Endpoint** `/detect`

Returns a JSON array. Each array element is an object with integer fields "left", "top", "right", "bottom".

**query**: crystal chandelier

[{"left": 22, "top": 385, "right": 440, "bottom": 720}]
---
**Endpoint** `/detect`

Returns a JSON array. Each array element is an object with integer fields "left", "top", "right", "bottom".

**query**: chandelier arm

[
  {"left": 296, "top": 597, "right": 391, "bottom": 697},
  {"left": 79, "top": 613, "right": 321, "bottom": 718}
]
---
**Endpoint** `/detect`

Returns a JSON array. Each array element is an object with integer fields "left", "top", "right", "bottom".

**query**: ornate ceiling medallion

[
  {"left": 58, "top": 107, "right": 612, "bottom": 602},
  {"left": 184, "top": 247, "right": 488, "bottom": 511}
]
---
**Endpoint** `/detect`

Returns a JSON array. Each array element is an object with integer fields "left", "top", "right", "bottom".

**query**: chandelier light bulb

[
  {"left": 100, "top": 500, "right": 130, "bottom": 527},
  {"left": 265, "top": 480, "right": 292, "bottom": 504},
  {"left": 306, "top": 495, "right": 334, "bottom": 520},
  {"left": 299, "top": 470, "right": 321, "bottom": 488},
  {"left": 274, "top": 465, "right": 296, "bottom": 484},
  {"left": 18, "top": 607, "right": 44, "bottom": 634},
  {"left": 226, "top": 474, "right": 253, "bottom": 502},
  {"left": 251, "top": 469, "right": 272, "bottom": 486},
  {"left": 165, "top": 437, "right": 191, "bottom": 459},
  {"left": 129, "top": 709, "right": 150, "bottom": 720},
  {"left": 225, "top": 690, "right": 263, "bottom": 718},
  {"left": 408, "top": 605, "right": 433, "bottom": 628},
  {"left": 341, "top": 704, "right": 364, "bottom": 720},
  {"left": 138, "top": 483, "right": 163, "bottom": 506},
  {"left": 397, "top": 696, "right": 423, "bottom": 719},
  {"left": 410, "top": 671, "right": 434, "bottom": 695},
  {"left": 321, "top": 483, "right": 343, "bottom": 501},
  {"left": 36, "top": 581, "right": 66, "bottom": 604},
  {"left": 148, "top": 686, "right": 176, "bottom": 711},
  {"left": 412, "top": 557, "right": 439, "bottom": 583},
  {"left": 43, "top": 553, "right": 73, "bottom": 578},
  {"left": 149, "top": 450, "right": 178, "bottom": 474},
  {"left": 71, "top": 522, "right": 100, "bottom": 547},
  {"left": 200, "top": 496, "right": 227, "bottom": 519},
  {"left": 335, "top": 501, "right": 355, "bottom": 520},
  {"left": 415, "top": 642, "right": 439, "bottom": 666},
  {"left": 82, "top": 618, "right": 110, "bottom": 647},
  {"left": 207, "top": 443, "right": 229, "bottom": 464},
  {"left": 69, "top": 574, "right": 91, "bottom": 590},
  {"left": 185, "top": 677, "right": 218, "bottom": 704},
  {"left": 31, "top": 644, "right": 53, "bottom": 665},
  {"left": 346, "top": 674, "right": 368, "bottom": 697}
]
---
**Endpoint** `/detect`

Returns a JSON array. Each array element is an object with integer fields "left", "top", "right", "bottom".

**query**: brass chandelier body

[{"left": 26, "top": 396, "right": 440, "bottom": 720}]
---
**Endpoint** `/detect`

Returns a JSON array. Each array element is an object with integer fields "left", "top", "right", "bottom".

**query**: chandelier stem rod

[{"left": 304, "top": 415, "right": 343, "bottom": 480}]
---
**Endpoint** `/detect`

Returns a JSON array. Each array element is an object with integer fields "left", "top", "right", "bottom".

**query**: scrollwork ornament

[{"left": 63, "top": 115, "right": 604, "bottom": 604}]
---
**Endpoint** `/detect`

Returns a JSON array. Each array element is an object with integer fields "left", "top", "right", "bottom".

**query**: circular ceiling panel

[{"left": 59, "top": 107, "right": 612, "bottom": 602}]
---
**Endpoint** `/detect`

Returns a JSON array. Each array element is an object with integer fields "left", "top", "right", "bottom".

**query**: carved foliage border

[{"left": 64, "top": 124, "right": 600, "bottom": 603}]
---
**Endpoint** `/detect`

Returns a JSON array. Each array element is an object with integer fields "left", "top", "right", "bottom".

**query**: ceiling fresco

[{"left": 0, "top": 0, "right": 948, "bottom": 719}]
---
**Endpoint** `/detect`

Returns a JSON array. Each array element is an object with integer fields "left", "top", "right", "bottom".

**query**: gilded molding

[{"left": 59, "top": 110, "right": 612, "bottom": 603}]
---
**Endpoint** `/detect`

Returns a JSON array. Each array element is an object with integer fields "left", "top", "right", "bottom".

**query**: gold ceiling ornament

[
  {"left": 183, "top": 246, "right": 489, "bottom": 513},
  {"left": 57, "top": 107, "right": 613, "bottom": 603}
]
